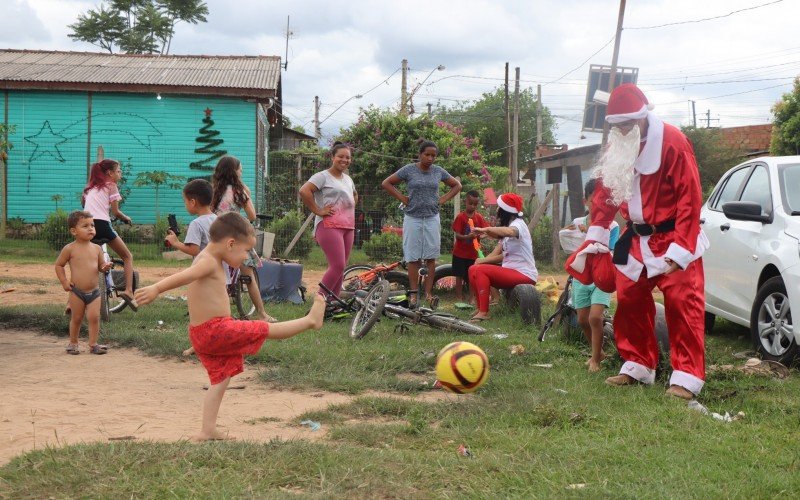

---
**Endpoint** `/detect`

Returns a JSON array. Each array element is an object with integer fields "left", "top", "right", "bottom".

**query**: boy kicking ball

[
  {"left": 135, "top": 212, "right": 325, "bottom": 441},
  {"left": 55, "top": 210, "right": 113, "bottom": 355}
]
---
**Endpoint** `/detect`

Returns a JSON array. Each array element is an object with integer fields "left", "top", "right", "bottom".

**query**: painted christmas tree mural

[{"left": 189, "top": 107, "right": 227, "bottom": 175}]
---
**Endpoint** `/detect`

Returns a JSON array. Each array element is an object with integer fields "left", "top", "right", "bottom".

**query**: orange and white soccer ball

[{"left": 435, "top": 341, "right": 489, "bottom": 394}]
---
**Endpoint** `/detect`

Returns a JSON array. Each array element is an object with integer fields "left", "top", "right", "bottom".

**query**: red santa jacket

[{"left": 584, "top": 114, "right": 709, "bottom": 282}]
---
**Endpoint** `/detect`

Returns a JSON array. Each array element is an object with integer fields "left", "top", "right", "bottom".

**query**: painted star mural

[{"left": 24, "top": 120, "right": 67, "bottom": 163}]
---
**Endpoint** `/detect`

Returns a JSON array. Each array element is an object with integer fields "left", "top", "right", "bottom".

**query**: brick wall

[{"left": 719, "top": 124, "right": 772, "bottom": 153}]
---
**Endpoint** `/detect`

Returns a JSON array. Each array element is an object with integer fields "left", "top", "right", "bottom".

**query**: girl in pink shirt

[{"left": 82, "top": 159, "right": 136, "bottom": 307}]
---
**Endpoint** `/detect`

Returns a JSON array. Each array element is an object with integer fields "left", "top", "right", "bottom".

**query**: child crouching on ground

[
  {"left": 134, "top": 212, "right": 325, "bottom": 441},
  {"left": 55, "top": 210, "right": 112, "bottom": 355}
]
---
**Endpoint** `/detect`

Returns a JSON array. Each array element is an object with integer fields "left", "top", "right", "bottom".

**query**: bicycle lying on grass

[{"left": 348, "top": 267, "right": 486, "bottom": 339}]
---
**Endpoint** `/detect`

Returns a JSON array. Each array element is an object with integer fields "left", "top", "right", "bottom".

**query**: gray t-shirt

[
  {"left": 396, "top": 163, "right": 452, "bottom": 218},
  {"left": 307, "top": 170, "right": 356, "bottom": 233},
  {"left": 184, "top": 213, "right": 217, "bottom": 255}
]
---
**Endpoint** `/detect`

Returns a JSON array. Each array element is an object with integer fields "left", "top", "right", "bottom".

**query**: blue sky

[{"left": 4, "top": 0, "right": 798, "bottom": 147}]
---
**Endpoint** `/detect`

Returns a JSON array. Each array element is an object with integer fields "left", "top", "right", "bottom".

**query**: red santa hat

[
  {"left": 497, "top": 193, "right": 523, "bottom": 216},
  {"left": 605, "top": 83, "right": 655, "bottom": 124}
]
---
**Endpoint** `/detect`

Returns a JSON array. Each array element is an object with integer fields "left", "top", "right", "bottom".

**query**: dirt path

[
  {"left": 0, "top": 260, "right": 327, "bottom": 307},
  {"left": 0, "top": 328, "right": 447, "bottom": 466}
]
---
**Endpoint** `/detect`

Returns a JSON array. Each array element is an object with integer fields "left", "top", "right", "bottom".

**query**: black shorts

[
  {"left": 92, "top": 219, "right": 118, "bottom": 244},
  {"left": 451, "top": 255, "right": 476, "bottom": 280}
]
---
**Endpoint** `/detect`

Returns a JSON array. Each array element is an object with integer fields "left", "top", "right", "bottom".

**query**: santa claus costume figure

[{"left": 567, "top": 83, "right": 709, "bottom": 400}]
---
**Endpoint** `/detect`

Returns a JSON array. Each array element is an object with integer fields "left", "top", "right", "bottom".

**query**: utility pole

[
  {"left": 691, "top": 100, "right": 697, "bottom": 127},
  {"left": 511, "top": 66, "right": 520, "bottom": 188},
  {"left": 505, "top": 62, "right": 511, "bottom": 171},
  {"left": 427, "top": 102, "right": 432, "bottom": 117},
  {"left": 313, "top": 96, "right": 321, "bottom": 140},
  {"left": 601, "top": 0, "right": 627, "bottom": 146},
  {"left": 536, "top": 84, "right": 543, "bottom": 154},
  {"left": 400, "top": 59, "right": 408, "bottom": 117}
]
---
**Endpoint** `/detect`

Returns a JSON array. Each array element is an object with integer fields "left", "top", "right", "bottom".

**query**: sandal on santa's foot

[
  {"left": 665, "top": 384, "right": 694, "bottom": 400},
  {"left": 66, "top": 343, "right": 80, "bottom": 355},
  {"left": 469, "top": 315, "right": 491, "bottom": 324},
  {"left": 605, "top": 374, "right": 639, "bottom": 386},
  {"left": 90, "top": 344, "right": 108, "bottom": 355},
  {"left": 119, "top": 293, "right": 138, "bottom": 312}
]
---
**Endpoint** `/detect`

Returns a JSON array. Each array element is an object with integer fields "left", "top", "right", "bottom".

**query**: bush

[
  {"left": 153, "top": 215, "right": 169, "bottom": 249},
  {"left": 362, "top": 232, "right": 403, "bottom": 262},
  {"left": 268, "top": 211, "right": 314, "bottom": 259},
  {"left": 6, "top": 216, "right": 26, "bottom": 238},
  {"left": 41, "top": 209, "right": 70, "bottom": 250},
  {"left": 531, "top": 215, "right": 553, "bottom": 263}
]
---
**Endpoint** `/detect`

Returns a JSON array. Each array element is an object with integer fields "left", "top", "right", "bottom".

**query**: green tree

[
  {"left": 434, "top": 86, "right": 557, "bottom": 173},
  {"left": 335, "top": 107, "right": 505, "bottom": 215},
  {"left": 68, "top": 0, "right": 208, "bottom": 54},
  {"left": 1, "top": 123, "right": 16, "bottom": 161},
  {"left": 681, "top": 126, "right": 743, "bottom": 193},
  {"left": 770, "top": 77, "right": 800, "bottom": 156},
  {"left": 133, "top": 170, "right": 185, "bottom": 218}
]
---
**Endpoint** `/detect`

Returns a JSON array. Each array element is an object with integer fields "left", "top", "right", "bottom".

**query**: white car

[{"left": 701, "top": 156, "right": 800, "bottom": 363}]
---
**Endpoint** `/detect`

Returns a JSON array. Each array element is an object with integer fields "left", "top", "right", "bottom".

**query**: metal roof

[{"left": 0, "top": 49, "right": 280, "bottom": 100}]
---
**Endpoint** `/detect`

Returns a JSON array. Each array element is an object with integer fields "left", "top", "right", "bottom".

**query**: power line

[
  {"left": 543, "top": 34, "right": 617, "bottom": 87},
  {"left": 625, "top": 0, "right": 783, "bottom": 30}
]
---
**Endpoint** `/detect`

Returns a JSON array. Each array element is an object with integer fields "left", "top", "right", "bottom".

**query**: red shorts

[{"left": 188, "top": 316, "right": 270, "bottom": 385}]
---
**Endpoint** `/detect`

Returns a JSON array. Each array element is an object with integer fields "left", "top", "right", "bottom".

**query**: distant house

[
  {"left": 0, "top": 49, "right": 282, "bottom": 223},
  {"left": 271, "top": 127, "right": 317, "bottom": 151},
  {"left": 523, "top": 143, "right": 601, "bottom": 224}
]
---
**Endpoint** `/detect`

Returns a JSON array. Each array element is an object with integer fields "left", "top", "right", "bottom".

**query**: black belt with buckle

[{"left": 612, "top": 219, "right": 676, "bottom": 265}]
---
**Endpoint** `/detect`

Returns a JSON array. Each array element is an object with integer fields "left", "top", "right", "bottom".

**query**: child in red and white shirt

[{"left": 451, "top": 190, "right": 489, "bottom": 303}]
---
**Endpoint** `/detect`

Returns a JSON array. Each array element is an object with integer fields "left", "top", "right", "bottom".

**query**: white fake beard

[{"left": 592, "top": 124, "right": 641, "bottom": 206}]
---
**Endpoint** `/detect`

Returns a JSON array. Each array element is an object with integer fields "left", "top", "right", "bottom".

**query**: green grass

[{"left": 2, "top": 293, "right": 799, "bottom": 497}]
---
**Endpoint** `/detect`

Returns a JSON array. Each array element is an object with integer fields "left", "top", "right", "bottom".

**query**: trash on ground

[
  {"left": 157, "top": 320, "right": 164, "bottom": 326},
  {"left": 0, "top": 288, "right": 16, "bottom": 294},
  {"left": 422, "top": 350, "right": 436, "bottom": 358},
  {"left": 163, "top": 295, "right": 178, "bottom": 301},
  {"left": 732, "top": 350, "right": 758, "bottom": 360},
  {"left": 713, "top": 411, "right": 745, "bottom": 422},
  {"left": 454, "top": 302, "right": 474, "bottom": 310},
  {"left": 566, "top": 484, "right": 587, "bottom": 490},
  {"left": 300, "top": 420, "right": 321, "bottom": 431},
  {"left": 554, "top": 388, "right": 568, "bottom": 394},
  {"left": 493, "top": 333, "right": 509, "bottom": 340},
  {"left": 708, "top": 358, "right": 790, "bottom": 379},
  {"left": 457, "top": 444, "right": 473, "bottom": 458},
  {"left": 510, "top": 344, "right": 526, "bottom": 355},
  {"left": 687, "top": 400, "right": 709, "bottom": 415},
  {"left": 533, "top": 363, "right": 553, "bottom": 368}
]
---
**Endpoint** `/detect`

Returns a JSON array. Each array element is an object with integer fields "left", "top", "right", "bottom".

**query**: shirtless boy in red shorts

[{"left": 135, "top": 212, "right": 325, "bottom": 441}]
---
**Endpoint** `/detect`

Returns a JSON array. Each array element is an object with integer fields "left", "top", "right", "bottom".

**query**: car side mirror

[{"left": 722, "top": 201, "right": 770, "bottom": 223}]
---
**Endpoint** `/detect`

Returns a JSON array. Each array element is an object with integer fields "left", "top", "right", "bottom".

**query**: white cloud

[{"left": 5, "top": 0, "right": 799, "bottom": 145}]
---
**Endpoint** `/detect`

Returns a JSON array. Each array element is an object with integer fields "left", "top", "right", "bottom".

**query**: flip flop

[
  {"left": 119, "top": 293, "right": 139, "bottom": 312},
  {"left": 90, "top": 344, "right": 108, "bottom": 355},
  {"left": 66, "top": 343, "right": 80, "bottom": 355},
  {"left": 469, "top": 316, "right": 490, "bottom": 323}
]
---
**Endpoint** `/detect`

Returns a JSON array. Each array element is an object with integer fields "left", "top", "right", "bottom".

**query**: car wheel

[
  {"left": 750, "top": 276, "right": 796, "bottom": 364},
  {"left": 704, "top": 312, "right": 716, "bottom": 335}
]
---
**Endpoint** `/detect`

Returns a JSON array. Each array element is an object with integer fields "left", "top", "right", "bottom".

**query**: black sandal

[{"left": 90, "top": 344, "right": 108, "bottom": 355}]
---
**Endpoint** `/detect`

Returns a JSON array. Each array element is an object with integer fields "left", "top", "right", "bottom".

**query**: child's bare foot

[
  {"left": 308, "top": 295, "right": 325, "bottom": 330},
  {"left": 587, "top": 358, "right": 602, "bottom": 373},
  {"left": 182, "top": 347, "right": 195, "bottom": 356},
  {"left": 191, "top": 428, "right": 235, "bottom": 441}
]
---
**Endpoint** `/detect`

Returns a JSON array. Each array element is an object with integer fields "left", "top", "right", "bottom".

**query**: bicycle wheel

[
  {"left": 350, "top": 279, "right": 389, "bottom": 339},
  {"left": 423, "top": 313, "right": 486, "bottom": 335},
  {"left": 235, "top": 266, "right": 260, "bottom": 319},
  {"left": 342, "top": 265, "right": 376, "bottom": 293},
  {"left": 98, "top": 273, "right": 111, "bottom": 322},
  {"left": 108, "top": 269, "right": 135, "bottom": 314}
]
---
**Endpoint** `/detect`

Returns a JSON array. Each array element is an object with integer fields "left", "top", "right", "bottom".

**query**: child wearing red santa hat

[{"left": 468, "top": 193, "right": 538, "bottom": 322}]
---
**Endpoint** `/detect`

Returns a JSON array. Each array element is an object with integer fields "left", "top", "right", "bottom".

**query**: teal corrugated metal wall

[{"left": 4, "top": 90, "right": 257, "bottom": 223}]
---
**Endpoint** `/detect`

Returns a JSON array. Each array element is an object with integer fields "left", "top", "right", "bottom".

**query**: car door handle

[{"left": 720, "top": 223, "right": 730, "bottom": 232}]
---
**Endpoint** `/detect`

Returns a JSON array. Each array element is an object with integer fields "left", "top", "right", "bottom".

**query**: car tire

[
  {"left": 704, "top": 312, "right": 716, "bottom": 334},
  {"left": 505, "top": 284, "right": 542, "bottom": 325},
  {"left": 750, "top": 276, "right": 796, "bottom": 364}
]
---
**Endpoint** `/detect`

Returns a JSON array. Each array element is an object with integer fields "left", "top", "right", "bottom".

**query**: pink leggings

[
  {"left": 469, "top": 264, "right": 536, "bottom": 313},
  {"left": 315, "top": 226, "right": 354, "bottom": 295}
]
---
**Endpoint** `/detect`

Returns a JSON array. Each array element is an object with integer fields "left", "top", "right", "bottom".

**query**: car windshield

[{"left": 779, "top": 164, "right": 800, "bottom": 214}]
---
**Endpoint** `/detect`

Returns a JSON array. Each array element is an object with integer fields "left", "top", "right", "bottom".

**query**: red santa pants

[
  {"left": 469, "top": 264, "right": 536, "bottom": 313},
  {"left": 614, "top": 259, "right": 705, "bottom": 392}
]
